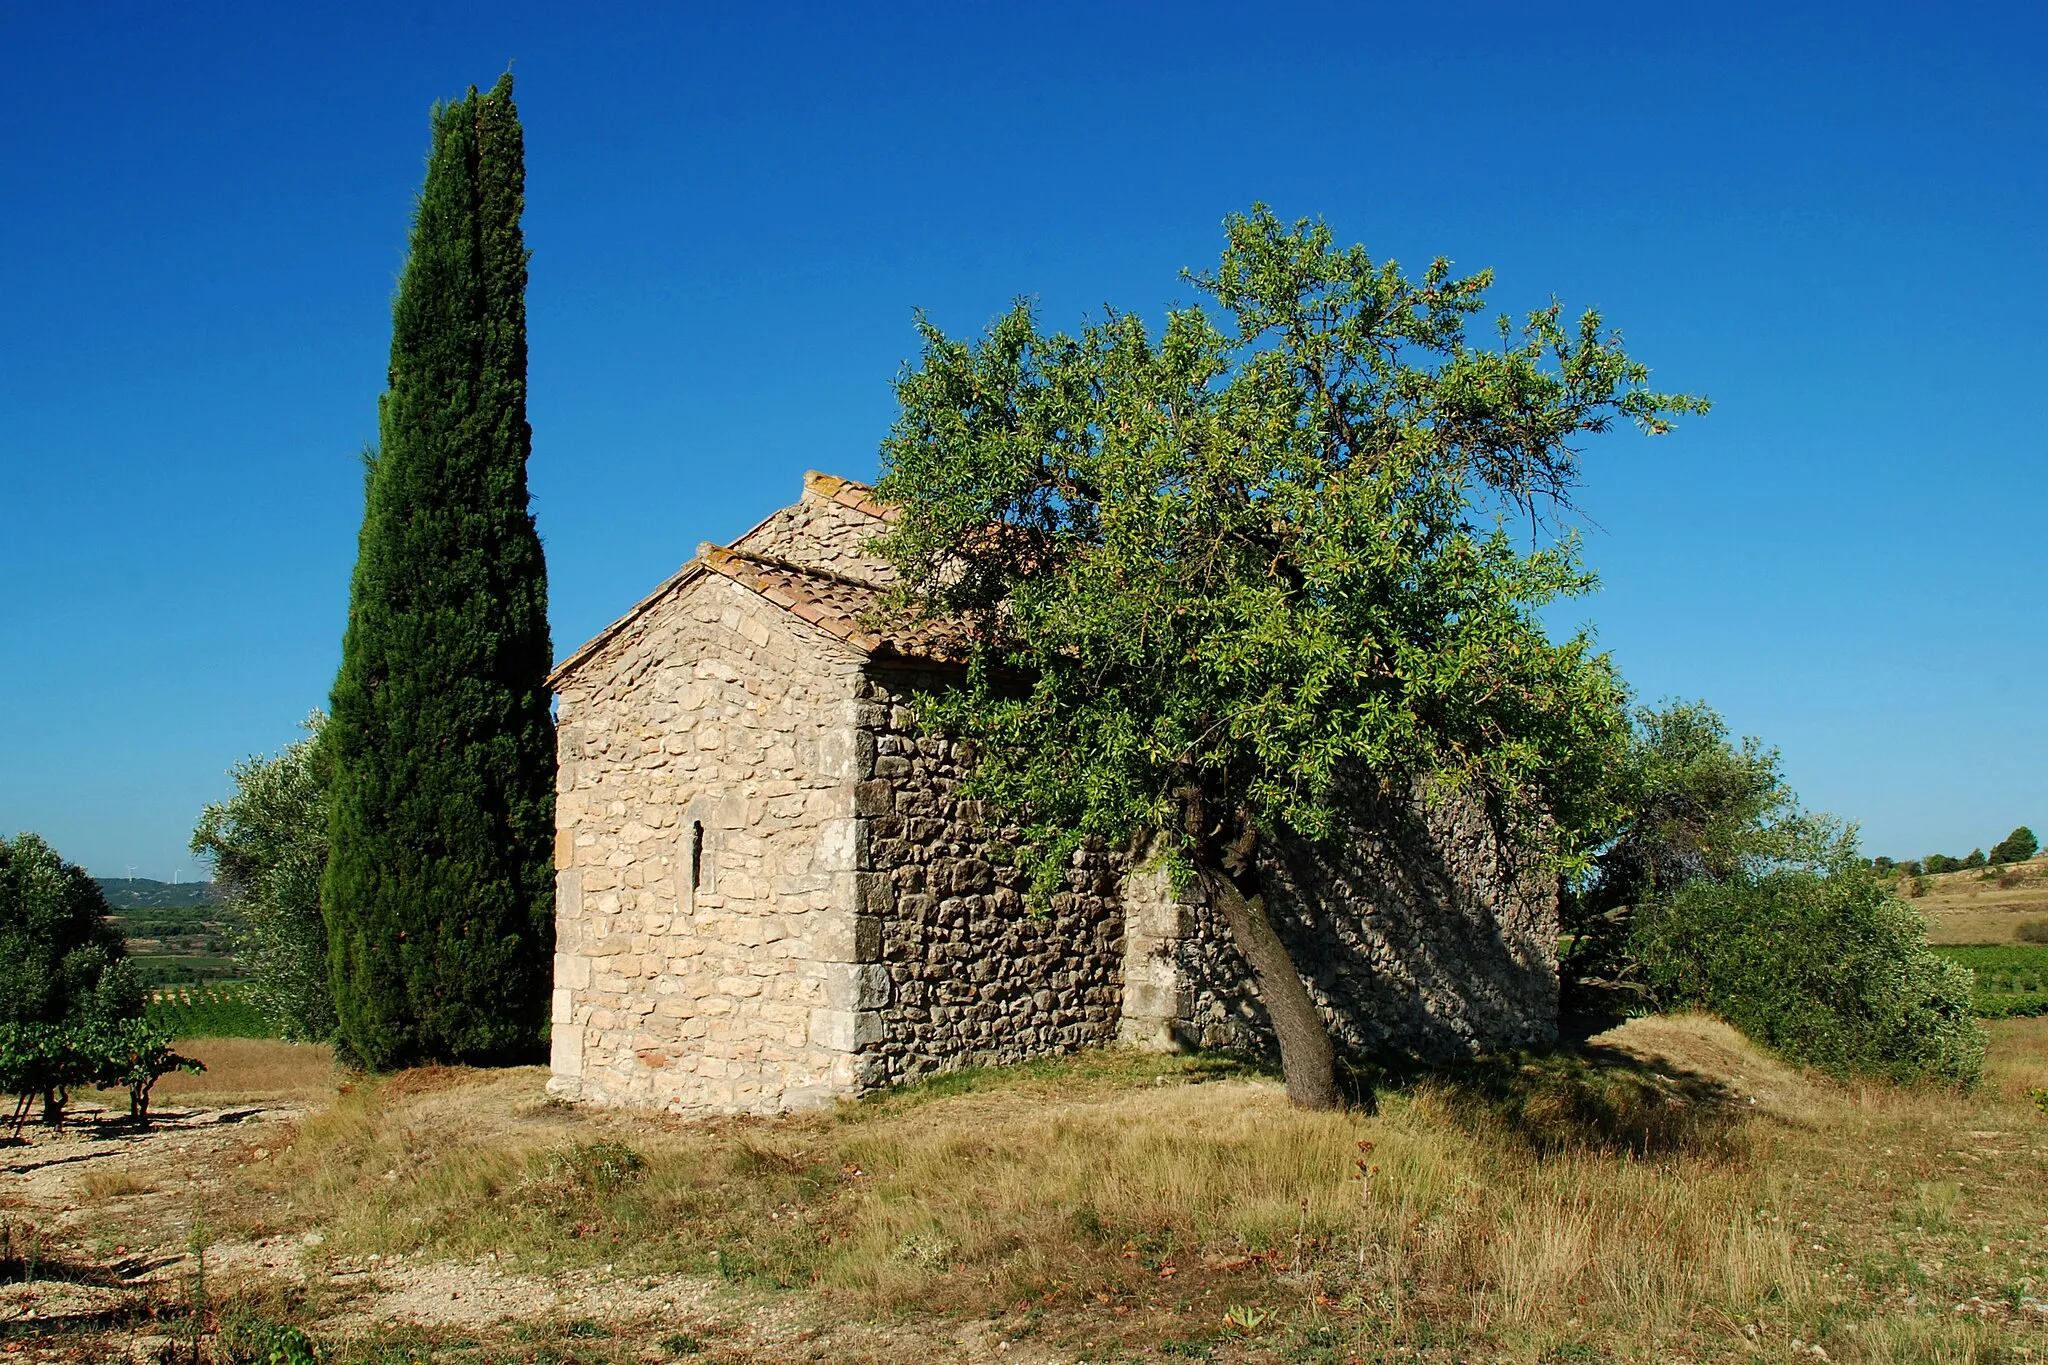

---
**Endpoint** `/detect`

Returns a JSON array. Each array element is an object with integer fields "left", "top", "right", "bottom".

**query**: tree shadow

[
  {"left": 0, "top": 1224, "right": 139, "bottom": 1289},
  {"left": 1378, "top": 1041, "right": 1750, "bottom": 1159}
]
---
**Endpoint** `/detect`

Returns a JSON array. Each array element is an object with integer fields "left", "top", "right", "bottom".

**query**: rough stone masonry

[{"left": 545, "top": 472, "right": 1560, "bottom": 1115}]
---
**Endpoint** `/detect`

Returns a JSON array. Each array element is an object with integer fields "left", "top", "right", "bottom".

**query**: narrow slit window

[{"left": 689, "top": 821, "right": 704, "bottom": 893}]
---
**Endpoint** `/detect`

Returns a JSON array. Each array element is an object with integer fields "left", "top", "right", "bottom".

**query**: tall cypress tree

[{"left": 324, "top": 74, "right": 554, "bottom": 1068}]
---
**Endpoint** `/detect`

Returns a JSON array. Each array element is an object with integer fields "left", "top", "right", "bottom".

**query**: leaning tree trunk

[{"left": 1202, "top": 868, "right": 1340, "bottom": 1110}]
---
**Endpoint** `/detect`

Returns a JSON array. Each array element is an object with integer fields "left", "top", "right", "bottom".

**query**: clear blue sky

[{"left": 2, "top": 2, "right": 2041, "bottom": 878}]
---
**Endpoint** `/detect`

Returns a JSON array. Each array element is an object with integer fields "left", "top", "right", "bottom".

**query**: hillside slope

[
  {"left": 96, "top": 876, "right": 218, "bottom": 909},
  {"left": 1905, "top": 853, "right": 2048, "bottom": 943}
]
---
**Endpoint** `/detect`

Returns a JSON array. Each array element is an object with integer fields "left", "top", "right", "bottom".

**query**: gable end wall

[
  {"left": 734, "top": 493, "right": 898, "bottom": 584},
  {"left": 549, "top": 573, "right": 872, "bottom": 1113}
]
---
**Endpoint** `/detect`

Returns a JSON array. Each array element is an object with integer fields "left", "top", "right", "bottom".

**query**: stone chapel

[{"left": 545, "top": 472, "right": 1562, "bottom": 1114}]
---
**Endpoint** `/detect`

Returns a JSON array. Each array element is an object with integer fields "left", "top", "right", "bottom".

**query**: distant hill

[
  {"left": 1906, "top": 855, "right": 2048, "bottom": 944},
  {"left": 96, "top": 877, "right": 220, "bottom": 910}
]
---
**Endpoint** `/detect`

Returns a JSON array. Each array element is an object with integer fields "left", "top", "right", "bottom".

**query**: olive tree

[
  {"left": 191, "top": 711, "right": 335, "bottom": 1040},
  {"left": 874, "top": 207, "right": 1704, "bottom": 1108}
]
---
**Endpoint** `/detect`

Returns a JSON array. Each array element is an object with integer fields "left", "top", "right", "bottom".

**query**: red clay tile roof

[
  {"left": 548, "top": 475, "right": 963, "bottom": 689},
  {"left": 699, "top": 544, "right": 970, "bottom": 663}
]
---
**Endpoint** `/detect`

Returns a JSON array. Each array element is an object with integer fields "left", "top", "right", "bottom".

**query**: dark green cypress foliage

[{"left": 324, "top": 75, "right": 554, "bottom": 1068}]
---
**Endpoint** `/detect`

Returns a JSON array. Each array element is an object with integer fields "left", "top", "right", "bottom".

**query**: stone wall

[
  {"left": 548, "top": 572, "right": 873, "bottom": 1113},
  {"left": 735, "top": 485, "right": 896, "bottom": 585},
  {"left": 1153, "top": 781, "right": 1560, "bottom": 1063},
  {"left": 852, "top": 667, "right": 1125, "bottom": 1083}
]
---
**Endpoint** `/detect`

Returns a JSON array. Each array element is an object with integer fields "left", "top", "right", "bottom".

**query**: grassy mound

[
  {"left": 39, "top": 1015, "right": 2048, "bottom": 1362},
  {"left": 223, "top": 1037, "right": 1807, "bottom": 1356}
]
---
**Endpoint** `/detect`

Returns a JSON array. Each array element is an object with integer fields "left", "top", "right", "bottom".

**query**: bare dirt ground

[
  {"left": 0, "top": 1094, "right": 305, "bottom": 1354},
  {"left": 0, "top": 1065, "right": 1102, "bottom": 1363}
]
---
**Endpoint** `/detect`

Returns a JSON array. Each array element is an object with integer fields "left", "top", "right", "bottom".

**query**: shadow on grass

[
  {"left": 845, "top": 1049, "right": 1263, "bottom": 1117},
  {"left": 1372, "top": 1043, "right": 1748, "bottom": 1159},
  {"left": 847, "top": 1036, "right": 1745, "bottom": 1159}
]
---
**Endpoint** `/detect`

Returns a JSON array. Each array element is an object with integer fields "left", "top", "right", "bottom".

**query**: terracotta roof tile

[
  {"left": 803, "top": 470, "right": 901, "bottom": 522},
  {"left": 698, "top": 544, "right": 970, "bottom": 662}
]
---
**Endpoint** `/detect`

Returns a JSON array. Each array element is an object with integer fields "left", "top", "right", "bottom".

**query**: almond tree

[{"left": 874, "top": 207, "right": 1705, "bottom": 1107}]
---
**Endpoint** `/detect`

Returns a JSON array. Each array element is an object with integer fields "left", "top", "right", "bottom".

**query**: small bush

[
  {"left": 1632, "top": 867, "right": 1983, "bottom": 1084},
  {"left": 214, "top": 1314, "right": 320, "bottom": 1365},
  {"left": 2017, "top": 920, "right": 2048, "bottom": 944}
]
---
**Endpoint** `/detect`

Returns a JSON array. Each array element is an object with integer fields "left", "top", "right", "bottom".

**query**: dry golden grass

[
  {"left": 1911, "top": 855, "right": 2048, "bottom": 943},
  {"left": 174, "top": 1014, "right": 2045, "bottom": 1361},
  {"left": 68, "top": 1038, "right": 336, "bottom": 1116},
  {"left": 154, "top": 1037, "right": 337, "bottom": 1104},
  {"left": 78, "top": 1168, "right": 153, "bottom": 1199},
  {"left": 9, "top": 1012, "right": 2009, "bottom": 1361}
]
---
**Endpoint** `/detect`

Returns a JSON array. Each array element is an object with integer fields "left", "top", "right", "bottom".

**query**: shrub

[
  {"left": 0, "top": 1017, "right": 202, "bottom": 1130},
  {"left": 1631, "top": 867, "right": 1983, "bottom": 1084},
  {"left": 2017, "top": 920, "right": 2048, "bottom": 945},
  {"left": 544, "top": 1140, "right": 646, "bottom": 1197},
  {"left": 1990, "top": 826, "right": 2039, "bottom": 866}
]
